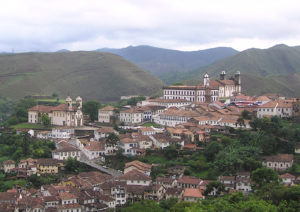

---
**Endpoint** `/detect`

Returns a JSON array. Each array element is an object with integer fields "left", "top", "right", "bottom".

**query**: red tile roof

[
  {"left": 118, "top": 169, "right": 151, "bottom": 181},
  {"left": 183, "top": 188, "right": 203, "bottom": 198}
]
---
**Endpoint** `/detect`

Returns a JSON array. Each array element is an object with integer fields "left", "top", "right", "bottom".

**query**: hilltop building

[
  {"left": 28, "top": 96, "right": 83, "bottom": 127},
  {"left": 163, "top": 71, "right": 241, "bottom": 103}
]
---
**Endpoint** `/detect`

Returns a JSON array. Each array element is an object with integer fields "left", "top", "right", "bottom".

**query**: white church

[{"left": 28, "top": 96, "right": 83, "bottom": 127}]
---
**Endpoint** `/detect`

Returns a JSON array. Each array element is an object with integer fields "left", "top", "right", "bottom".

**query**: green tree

[
  {"left": 83, "top": 100, "right": 101, "bottom": 122},
  {"left": 204, "top": 141, "right": 222, "bottom": 162},
  {"left": 106, "top": 133, "right": 119, "bottom": 145},
  {"left": 65, "top": 157, "right": 80, "bottom": 173},
  {"left": 41, "top": 113, "right": 51, "bottom": 126},
  {"left": 121, "top": 200, "right": 164, "bottom": 212},
  {"left": 204, "top": 181, "right": 226, "bottom": 196},
  {"left": 251, "top": 167, "right": 280, "bottom": 189},
  {"left": 242, "top": 110, "right": 251, "bottom": 120}
]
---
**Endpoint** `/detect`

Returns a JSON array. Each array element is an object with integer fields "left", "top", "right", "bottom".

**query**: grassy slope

[
  {"left": 0, "top": 52, "right": 163, "bottom": 101},
  {"left": 173, "top": 44, "right": 300, "bottom": 97}
]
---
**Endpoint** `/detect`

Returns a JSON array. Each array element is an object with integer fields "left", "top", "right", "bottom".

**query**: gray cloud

[{"left": 1, "top": 0, "right": 300, "bottom": 52}]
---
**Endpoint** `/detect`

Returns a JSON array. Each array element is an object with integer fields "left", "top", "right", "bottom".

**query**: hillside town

[{"left": 0, "top": 71, "right": 300, "bottom": 211}]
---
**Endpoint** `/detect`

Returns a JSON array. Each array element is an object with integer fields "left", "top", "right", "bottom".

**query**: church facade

[
  {"left": 28, "top": 96, "right": 83, "bottom": 127},
  {"left": 163, "top": 71, "right": 241, "bottom": 103}
]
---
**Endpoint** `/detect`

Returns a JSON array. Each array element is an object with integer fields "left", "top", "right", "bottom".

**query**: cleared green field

[{"left": 11, "top": 122, "right": 46, "bottom": 130}]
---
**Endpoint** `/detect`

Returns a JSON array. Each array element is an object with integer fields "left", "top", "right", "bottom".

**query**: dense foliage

[
  {"left": 83, "top": 100, "right": 101, "bottom": 122},
  {"left": 122, "top": 186, "right": 300, "bottom": 212},
  {"left": 0, "top": 132, "right": 55, "bottom": 163},
  {"left": 3, "top": 96, "right": 36, "bottom": 126}
]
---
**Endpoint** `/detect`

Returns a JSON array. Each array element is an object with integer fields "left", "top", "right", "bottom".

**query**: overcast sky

[{"left": 1, "top": 0, "right": 300, "bottom": 52}]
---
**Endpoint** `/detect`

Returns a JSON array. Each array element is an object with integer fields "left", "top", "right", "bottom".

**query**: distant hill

[
  {"left": 96, "top": 45, "right": 238, "bottom": 76},
  {"left": 181, "top": 44, "right": 300, "bottom": 97},
  {"left": 55, "top": 49, "right": 70, "bottom": 52},
  {"left": 0, "top": 51, "right": 163, "bottom": 101}
]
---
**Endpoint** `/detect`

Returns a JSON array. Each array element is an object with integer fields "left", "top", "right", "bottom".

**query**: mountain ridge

[
  {"left": 96, "top": 45, "right": 239, "bottom": 75},
  {"left": 0, "top": 51, "right": 163, "bottom": 101}
]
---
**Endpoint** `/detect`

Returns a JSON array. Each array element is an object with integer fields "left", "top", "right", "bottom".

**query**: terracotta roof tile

[{"left": 183, "top": 188, "right": 203, "bottom": 198}]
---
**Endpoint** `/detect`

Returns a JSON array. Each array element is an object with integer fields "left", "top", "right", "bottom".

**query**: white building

[
  {"left": 94, "top": 127, "right": 117, "bottom": 141},
  {"left": 117, "top": 169, "right": 152, "bottom": 186},
  {"left": 98, "top": 106, "right": 116, "bottom": 123},
  {"left": 262, "top": 154, "right": 294, "bottom": 171},
  {"left": 119, "top": 107, "right": 143, "bottom": 125},
  {"left": 163, "top": 71, "right": 241, "bottom": 103},
  {"left": 280, "top": 173, "right": 295, "bottom": 185},
  {"left": 153, "top": 107, "right": 200, "bottom": 127},
  {"left": 2, "top": 160, "right": 15, "bottom": 173},
  {"left": 50, "top": 127, "right": 74, "bottom": 139},
  {"left": 83, "top": 141, "right": 105, "bottom": 160},
  {"left": 119, "top": 137, "right": 139, "bottom": 156},
  {"left": 28, "top": 96, "right": 83, "bottom": 127},
  {"left": 52, "top": 142, "right": 81, "bottom": 160},
  {"left": 139, "top": 98, "right": 191, "bottom": 108},
  {"left": 257, "top": 100, "right": 294, "bottom": 118}
]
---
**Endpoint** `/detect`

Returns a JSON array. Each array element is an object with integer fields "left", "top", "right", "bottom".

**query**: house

[
  {"left": 280, "top": 173, "right": 296, "bottom": 186},
  {"left": 167, "top": 166, "right": 185, "bottom": 179},
  {"left": 59, "top": 192, "right": 78, "bottom": 205},
  {"left": 43, "top": 196, "right": 59, "bottom": 208},
  {"left": 28, "top": 96, "right": 83, "bottom": 127},
  {"left": 119, "top": 137, "right": 139, "bottom": 156},
  {"left": 36, "top": 130, "right": 51, "bottom": 139},
  {"left": 163, "top": 71, "right": 241, "bottom": 103},
  {"left": 165, "top": 188, "right": 184, "bottom": 200},
  {"left": 52, "top": 142, "right": 81, "bottom": 160},
  {"left": 147, "top": 184, "right": 166, "bottom": 201},
  {"left": 235, "top": 177, "right": 252, "bottom": 193},
  {"left": 126, "top": 185, "right": 151, "bottom": 202},
  {"left": 139, "top": 127, "right": 156, "bottom": 136},
  {"left": 98, "top": 106, "right": 116, "bottom": 123},
  {"left": 257, "top": 100, "right": 294, "bottom": 118},
  {"left": 183, "top": 188, "right": 204, "bottom": 202},
  {"left": 119, "top": 107, "right": 143, "bottom": 125},
  {"left": 94, "top": 127, "right": 117, "bottom": 140},
  {"left": 124, "top": 160, "right": 152, "bottom": 176},
  {"left": 96, "top": 193, "right": 116, "bottom": 209},
  {"left": 37, "top": 158, "right": 63, "bottom": 175},
  {"left": 100, "top": 181, "right": 127, "bottom": 206},
  {"left": 140, "top": 98, "right": 191, "bottom": 108},
  {"left": 83, "top": 141, "right": 105, "bottom": 160},
  {"left": 135, "top": 135, "right": 153, "bottom": 149},
  {"left": 139, "top": 105, "right": 166, "bottom": 121},
  {"left": 50, "top": 127, "right": 74, "bottom": 139},
  {"left": 177, "top": 176, "right": 202, "bottom": 189},
  {"left": 219, "top": 176, "right": 235, "bottom": 191},
  {"left": 154, "top": 107, "right": 200, "bottom": 127},
  {"left": 2, "top": 160, "right": 15, "bottom": 173},
  {"left": 117, "top": 169, "right": 152, "bottom": 186},
  {"left": 155, "top": 177, "right": 177, "bottom": 188},
  {"left": 262, "top": 154, "right": 294, "bottom": 171},
  {"left": 17, "top": 158, "right": 37, "bottom": 176},
  {"left": 149, "top": 133, "right": 174, "bottom": 149}
]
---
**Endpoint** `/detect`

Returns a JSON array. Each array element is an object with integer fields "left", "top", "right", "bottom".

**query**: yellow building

[{"left": 36, "top": 158, "right": 63, "bottom": 176}]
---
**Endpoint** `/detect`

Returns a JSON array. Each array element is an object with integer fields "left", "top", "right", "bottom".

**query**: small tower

[
  {"left": 66, "top": 96, "right": 72, "bottom": 111},
  {"left": 220, "top": 70, "right": 226, "bottom": 80},
  {"left": 76, "top": 96, "right": 82, "bottom": 110},
  {"left": 203, "top": 73, "right": 210, "bottom": 88},
  {"left": 234, "top": 71, "right": 241, "bottom": 94}
]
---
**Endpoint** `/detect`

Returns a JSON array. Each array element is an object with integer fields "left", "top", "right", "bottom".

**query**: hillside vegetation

[
  {"left": 0, "top": 51, "right": 163, "bottom": 101},
  {"left": 97, "top": 45, "right": 238, "bottom": 76},
  {"left": 175, "top": 44, "right": 300, "bottom": 97}
]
